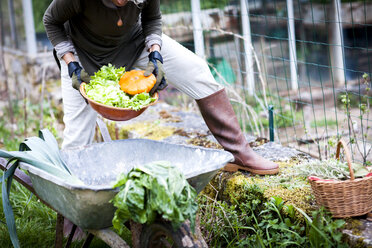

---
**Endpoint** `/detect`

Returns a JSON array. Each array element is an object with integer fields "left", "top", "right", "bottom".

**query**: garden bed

[
  {"left": 104, "top": 101, "right": 372, "bottom": 247},
  {"left": 1, "top": 97, "right": 371, "bottom": 247}
]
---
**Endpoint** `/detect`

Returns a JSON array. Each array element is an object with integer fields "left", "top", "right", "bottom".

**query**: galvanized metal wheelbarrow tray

[{"left": 18, "top": 139, "right": 233, "bottom": 244}]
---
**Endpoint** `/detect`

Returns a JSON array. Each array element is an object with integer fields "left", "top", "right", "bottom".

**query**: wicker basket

[{"left": 309, "top": 139, "right": 372, "bottom": 218}]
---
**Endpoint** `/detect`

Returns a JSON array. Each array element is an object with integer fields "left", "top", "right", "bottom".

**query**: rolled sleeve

[
  {"left": 55, "top": 40, "right": 76, "bottom": 59},
  {"left": 145, "top": 34, "right": 162, "bottom": 51}
]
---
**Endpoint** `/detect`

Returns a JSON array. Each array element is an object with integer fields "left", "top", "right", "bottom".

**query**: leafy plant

[
  {"left": 296, "top": 207, "right": 347, "bottom": 248},
  {"left": 111, "top": 161, "right": 198, "bottom": 234},
  {"left": 294, "top": 158, "right": 370, "bottom": 180},
  {"left": 199, "top": 182, "right": 346, "bottom": 248},
  {"left": 339, "top": 73, "right": 372, "bottom": 165},
  {"left": 0, "top": 98, "right": 62, "bottom": 151},
  {"left": 0, "top": 129, "right": 82, "bottom": 248}
]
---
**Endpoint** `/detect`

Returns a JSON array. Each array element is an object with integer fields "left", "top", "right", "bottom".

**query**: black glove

[
  {"left": 68, "top": 61, "right": 91, "bottom": 91},
  {"left": 144, "top": 51, "right": 168, "bottom": 95}
]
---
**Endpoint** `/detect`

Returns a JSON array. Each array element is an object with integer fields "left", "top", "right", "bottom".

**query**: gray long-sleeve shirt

[{"left": 44, "top": 0, "right": 162, "bottom": 75}]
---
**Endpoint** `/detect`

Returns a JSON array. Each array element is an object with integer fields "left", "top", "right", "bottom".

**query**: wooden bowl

[{"left": 79, "top": 83, "right": 158, "bottom": 121}]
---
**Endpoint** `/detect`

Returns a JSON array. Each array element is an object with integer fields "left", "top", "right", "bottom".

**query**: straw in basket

[{"left": 309, "top": 139, "right": 372, "bottom": 218}]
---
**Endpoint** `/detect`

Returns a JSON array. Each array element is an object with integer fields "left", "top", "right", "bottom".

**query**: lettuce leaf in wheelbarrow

[
  {"left": 85, "top": 64, "right": 156, "bottom": 111},
  {"left": 111, "top": 161, "right": 198, "bottom": 234}
]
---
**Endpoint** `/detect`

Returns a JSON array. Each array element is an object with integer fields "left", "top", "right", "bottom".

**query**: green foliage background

[{"left": 32, "top": 0, "right": 52, "bottom": 33}]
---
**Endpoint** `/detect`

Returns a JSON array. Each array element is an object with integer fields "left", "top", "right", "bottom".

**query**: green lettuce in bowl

[{"left": 84, "top": 64, "right": 156, "bottom": 111}]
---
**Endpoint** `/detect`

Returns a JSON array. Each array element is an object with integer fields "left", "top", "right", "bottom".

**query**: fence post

[
  {"left": 241, "top": 0, "right": 255, "bottom": 95},
  {"left": 286, "top": 0, "right": 298, "bottom": 91},
  {"left": 22, "top": 0, "right": 37, "bottom": 57},
  {"left": 329, "top": 0, "right": 346, "bottom": 86},
  {"left": 191, "top": 0, "right": 205, "bottom": 58}
]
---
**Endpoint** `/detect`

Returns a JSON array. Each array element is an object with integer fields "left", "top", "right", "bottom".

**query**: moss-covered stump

[{"left": 202, "top": 160, "right": 315, "bottom": 215}]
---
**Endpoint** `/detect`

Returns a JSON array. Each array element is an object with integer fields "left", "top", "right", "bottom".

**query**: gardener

[{"left": 43, "top": 0, "right": 279, "bottom": 175}]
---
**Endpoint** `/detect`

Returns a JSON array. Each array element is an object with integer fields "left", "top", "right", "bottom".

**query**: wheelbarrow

[{"left": 1, "top": 135, "right": 234, "bottom": 247}]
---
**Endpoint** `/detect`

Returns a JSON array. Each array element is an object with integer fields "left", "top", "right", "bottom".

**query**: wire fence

[
  {"left": 161, "top": 0, "right": 372, "bottom": 163},
  {"left": 1, "top": 0, "right": 371, "bottom": 163}
]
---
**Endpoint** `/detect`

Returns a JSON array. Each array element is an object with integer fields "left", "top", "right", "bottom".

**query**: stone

[{"left": 343, "top": 219, "right": 372, "bottom": 247}]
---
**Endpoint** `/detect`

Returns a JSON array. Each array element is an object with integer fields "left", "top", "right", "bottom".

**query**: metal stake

[{"left": 269, "top": 105, "right": 274, "bottom": 142}]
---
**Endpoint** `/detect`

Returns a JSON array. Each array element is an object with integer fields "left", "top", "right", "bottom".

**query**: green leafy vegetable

[
  {"left": 85, "top": 64, "right": 156, "bottom": 110},
  {"left": 91, "top": 63, "right": 125, "bottom": 82},
  {"left": 111, "top": 161, "right": 198, "bottom": 234}
]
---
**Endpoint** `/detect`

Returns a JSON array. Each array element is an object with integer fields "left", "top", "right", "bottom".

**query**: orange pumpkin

[{"left": 119, "top": 70, "right": 156, "bottom": 95}]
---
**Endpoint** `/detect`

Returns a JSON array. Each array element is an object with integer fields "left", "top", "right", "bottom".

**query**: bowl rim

[{"left": 79, "top": 82, "right": 159, "bottom": 111}]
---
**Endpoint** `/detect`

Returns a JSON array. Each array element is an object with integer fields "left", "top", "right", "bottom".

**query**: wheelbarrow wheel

[{"left": 139, "top": 220, "right": 207, "bottom": 248}]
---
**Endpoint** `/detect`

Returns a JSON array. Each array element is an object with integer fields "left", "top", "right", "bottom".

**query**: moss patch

[
  {"left": 121, "top": 122, "right": 176, "bottom": 140},
  {"left": 202, "top": 158, "right": 314, "bottom": 216},
  {"left": 344, "top": 218, "right": 364, "bottom": 236},
  {"left": 264, "top": 186, "right": 313, "bottom": 213},
  {"left": 187, "top": 137, "right": 223, "bottom": 149},
  {"left": 106, "top": 121, "right": 176, "bottom": 140}
]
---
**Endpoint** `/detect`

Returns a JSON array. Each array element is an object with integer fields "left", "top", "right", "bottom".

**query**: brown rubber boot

[{"left": 196, "top": 89, "right": 279, "bottom": 175}]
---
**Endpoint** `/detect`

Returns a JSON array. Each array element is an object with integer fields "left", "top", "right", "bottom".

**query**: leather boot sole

[
  {"left": 367, "top": 212, "right": 372, "bottom": 222},
  {"left": 223, "top": 163, "right": 279, "bottom": 175}
]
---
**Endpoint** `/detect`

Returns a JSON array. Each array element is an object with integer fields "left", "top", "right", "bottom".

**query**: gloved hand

[
  {"left": 68, "top": 61, "right": 91, "bottom": 91},
  {"left": 144, "top": 51, "right": 168, "bottom": 95}
]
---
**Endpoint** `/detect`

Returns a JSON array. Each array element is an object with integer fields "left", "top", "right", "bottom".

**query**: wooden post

[{"left": 54, "top": 214, "right": 64, "bottom": 248}]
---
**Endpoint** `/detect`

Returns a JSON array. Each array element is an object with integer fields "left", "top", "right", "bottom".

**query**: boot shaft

[{"left": 196, "top": 89, "right": 247, "bottom": 154}]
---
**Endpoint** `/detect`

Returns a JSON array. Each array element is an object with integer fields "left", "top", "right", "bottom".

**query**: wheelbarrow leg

[
  {"left": 81, "top": 233, "right": 94, "bottom": 248},
  {"left": 130, "top": 221, "right": 143, "bottom": 248},
  {"left": 65, "top": 224, "right": 77, "bottom": 248},
  {"left": 55, "top": 213, "right": 64, "bottom": 248}
]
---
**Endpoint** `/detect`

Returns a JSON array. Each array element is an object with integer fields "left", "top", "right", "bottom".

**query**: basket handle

[{"left": 335, "top": 139, "right": 354, "bottom": 180}]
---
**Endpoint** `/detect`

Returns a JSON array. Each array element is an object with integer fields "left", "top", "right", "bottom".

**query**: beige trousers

[{"left": 60, "top": 34, "right": 223, "bottom": 149}]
